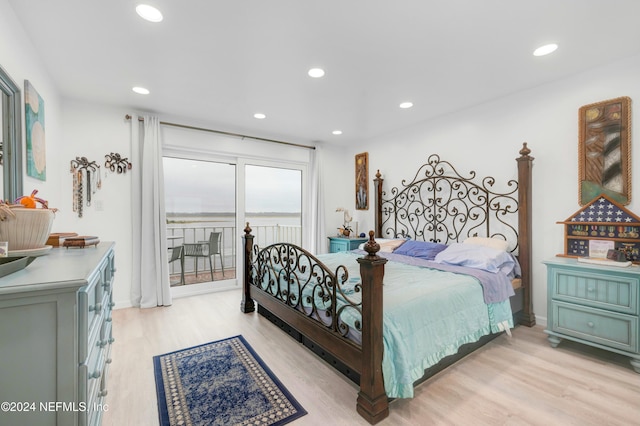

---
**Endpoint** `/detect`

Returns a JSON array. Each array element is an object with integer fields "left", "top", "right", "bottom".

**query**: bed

[{"left": 240, "top": 143, "right": 535, "bottom": 424}]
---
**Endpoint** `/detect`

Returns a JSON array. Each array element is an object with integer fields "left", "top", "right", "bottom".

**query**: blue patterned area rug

[{"left": 153, "top": 335, "right": 307, "bottom": 426}]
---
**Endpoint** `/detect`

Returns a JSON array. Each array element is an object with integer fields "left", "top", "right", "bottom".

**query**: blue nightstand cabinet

[
  {"left": 543, "top": 258, "right": 640, "bottom": 373},
  {"left": 328, "top": 237, "right": 368, "bottom": 253}
]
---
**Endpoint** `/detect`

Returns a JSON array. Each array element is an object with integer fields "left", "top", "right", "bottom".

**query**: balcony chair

[
  {"left": 168, "top": 245, "right": 185, "bottom": 285},
  {"left": 183, "top": 231, "right": 225, "bottom": 281}
]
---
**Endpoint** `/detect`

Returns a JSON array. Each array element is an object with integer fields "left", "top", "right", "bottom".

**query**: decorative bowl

[
  {"left": 0, "top": 207, "right": 55, "bottom": 251},
  {"left": 0, "top": 256, "right": 37, "bottom": 278}
]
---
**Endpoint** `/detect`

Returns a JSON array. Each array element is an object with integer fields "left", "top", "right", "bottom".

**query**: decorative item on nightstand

[
  {"left": 556, "top": 194, "right": 640, "bottom": 263},
  {"left": 335, "top": 207, "right": 354, "bottom": 237}
]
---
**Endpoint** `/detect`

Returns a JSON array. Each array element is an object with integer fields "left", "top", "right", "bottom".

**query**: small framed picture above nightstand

[{"left": 328, "top": 236, "right": 368, "bottom": 253}]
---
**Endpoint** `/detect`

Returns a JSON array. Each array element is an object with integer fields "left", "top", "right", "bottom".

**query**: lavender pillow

[{"left": 393, "top": 240, "right": 448, "bottom": 260}]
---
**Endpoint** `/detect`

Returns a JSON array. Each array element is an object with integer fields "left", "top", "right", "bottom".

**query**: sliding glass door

[
  {"left": 163, "top": 156, "right": 236, "bottom": 287},
  {"left": 244, "top": 164, "right": 302, "bottom": 248},
  {"left": 163, "top": 154, "right": 306, "bottom": 296}
]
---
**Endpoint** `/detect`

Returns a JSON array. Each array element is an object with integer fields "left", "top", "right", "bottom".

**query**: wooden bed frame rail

[{"left": 241, "top": 143, "right": 535, "bottom": 424}]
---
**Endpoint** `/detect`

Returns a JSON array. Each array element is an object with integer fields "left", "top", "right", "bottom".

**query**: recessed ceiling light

[
  {"left": 254, "top": 113, "right": 266, "bottom": 119},
  {"left": 132, "top": 86, "right": 150, "bottom": 95},
  {"left": 533, "top": 43, "right": 558, "bottom": 57},
  {"left": 136, "top": 4, "right": 163, "bottom": 22},
  {"left": 399, "top": 102, "right": 413, "bottom": 109},
  {"left": 308, "top": 68, "right": 325, "bottom": 78},
  {"left": 332, "top": 130, "right": 342, "bottom": 135}
]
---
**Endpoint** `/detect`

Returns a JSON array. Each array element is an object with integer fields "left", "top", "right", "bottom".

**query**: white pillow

[
  {"left": 434, "top": 243, "right": 515, "bottom": 274},
  {"left": 463, "top": 236, "right": 509, "bottom": 252},
  {"left": 379, "top": 239, "right": 408, "bottom": 253},
  {"left": 358, "top": 238, "right": 406, "bottom": 252}
]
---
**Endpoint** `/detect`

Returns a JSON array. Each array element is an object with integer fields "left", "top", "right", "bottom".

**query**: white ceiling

[{"left": 9, "top": 0, "right": 640, "bottom": 146}]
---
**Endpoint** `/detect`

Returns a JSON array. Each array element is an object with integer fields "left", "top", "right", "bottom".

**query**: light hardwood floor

[{"left": 103, "top": 289, "right": 640, "bottom": 426}]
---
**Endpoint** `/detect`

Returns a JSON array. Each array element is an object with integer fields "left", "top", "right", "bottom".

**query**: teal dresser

[
  {"left": 328, "top": 236, "right": 368, "bottom": 253},
  {"left": 0, "top": 242, "right": 115, "bottom": 425},
  {"left": 544, "top": 258, "right": 640, "bottom": 373}
]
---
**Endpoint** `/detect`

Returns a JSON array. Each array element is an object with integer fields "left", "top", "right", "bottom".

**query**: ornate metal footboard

[
  {"left": 250, "top": 240, "right": 363, "bottom": 341},
  {"left": 241, "top": 226, "right": 389, "bottom": 424}
]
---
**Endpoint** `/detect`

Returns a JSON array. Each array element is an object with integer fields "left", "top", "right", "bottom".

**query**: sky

[{"left": 163, "top": 157, "right": 302, "bottom": 213}]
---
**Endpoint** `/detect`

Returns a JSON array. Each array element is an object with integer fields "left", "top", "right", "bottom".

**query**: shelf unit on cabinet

[
  {"left": 543, "top": 257, "right": 640, "bottom": 373},
  {"left": 0, "top": 242, "right": 116, "bottom": 426},
  {"left": 328, "top": 236, "right": 368, "bottom": 253},
  {"left": 557, "top": 194, "right": 640, "bottom": 262}
]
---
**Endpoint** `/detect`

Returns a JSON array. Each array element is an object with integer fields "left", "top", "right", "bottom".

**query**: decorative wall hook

[
  {"left": 104, "top": 152, "right": 132, "bottom": 174},
  {"left": 70, "top": 156, "right": 101, "bottom": 218}
]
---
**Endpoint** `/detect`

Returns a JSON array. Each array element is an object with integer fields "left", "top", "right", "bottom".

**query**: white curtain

[
  {"left": 130, "top": 115, "right": 172, "bottom": 307},
  {"left": 310, "top": 145, "right": 326, "bottom": 253}
]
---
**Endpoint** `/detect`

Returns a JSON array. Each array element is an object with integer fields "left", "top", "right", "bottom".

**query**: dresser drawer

[
  {"left": 551, "top": 301, "right": 638, "bottom": 352},
  {"left": 78, "top": 281, "right": 105, "bottom": 362},
  {"left": 84, "top": 368, "right": 102, "bottom": 426},
  {"left": 80, "top": 334, "right": 110, "bottom": 426},
  {"left": 549, "top": 266, "right": 638, "bottom": 314},
  {"left": 101, "top": 253, "right": 115, "bottom": 294},
  {"left": 328, "top": 237, "right": 368, "bottom": 253},
  {"left": 330, "top": 241, "right": 347, "bottom": 252}
]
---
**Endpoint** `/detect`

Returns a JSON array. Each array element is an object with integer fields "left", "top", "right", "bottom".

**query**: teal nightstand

[
  {"left": 328, "top": 236, "right": 368, "bottom": 253},
  {"left": 543, "top": 257, "right": 640, "bottom": 373}
]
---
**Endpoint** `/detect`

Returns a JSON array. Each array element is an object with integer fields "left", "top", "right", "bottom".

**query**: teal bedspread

[{"left": 316, "top": 251, "right": 513, "bottom": 398}]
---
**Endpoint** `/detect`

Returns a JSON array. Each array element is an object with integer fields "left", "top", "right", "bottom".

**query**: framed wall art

[
  {"left": 578, "top": 96, "right": 631, "bottom": 205},
  {"left": 355, "top": 152, "right": 368, "bottom": 210},
  {"left": 25, "top": 80, "right": 46, "bottom": 181}
]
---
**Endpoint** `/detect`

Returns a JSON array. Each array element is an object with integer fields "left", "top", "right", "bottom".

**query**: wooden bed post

[
  {"left": 356, "top": 231, "right": 389, "bottom": 424},
  {"left": 240, "top": 223, "right": 256, "bottom": 313},
  {"left": 374, "top": 170, "right": 383, "bottom": 238},
  {"left": 517, "top": 143, "right": 535, "bottom": 326}
]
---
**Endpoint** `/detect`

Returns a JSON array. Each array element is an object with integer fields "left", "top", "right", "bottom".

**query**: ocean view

[{"left": 166, "top": 212, "right": 301, "bottom": 227}]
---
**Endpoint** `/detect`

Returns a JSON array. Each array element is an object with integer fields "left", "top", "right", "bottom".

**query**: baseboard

[
  {"left": 171, "top": 280, "right": 239, "bottom": 299},
  {"left": 113, "top": 283, "right": 240, "bottom": 310}
]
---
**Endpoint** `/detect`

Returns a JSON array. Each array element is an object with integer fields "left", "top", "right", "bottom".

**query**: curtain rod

[{"left": 125, "top": 114, "right": 315, "bottom": 150}]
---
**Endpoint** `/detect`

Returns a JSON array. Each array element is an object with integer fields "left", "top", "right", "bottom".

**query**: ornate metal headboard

[
  {"left": 374, "top": 147, "right": 529, "bottom": 253},
  {"left": 373, "top": 143, "right": 535, "bottom": 326}
]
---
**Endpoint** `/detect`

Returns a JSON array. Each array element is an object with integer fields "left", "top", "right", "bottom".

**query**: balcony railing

[{"left": 167, "top": 223, "right": 301, "bottom": 285}]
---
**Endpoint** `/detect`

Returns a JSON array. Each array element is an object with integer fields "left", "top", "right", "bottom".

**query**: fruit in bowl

[{"left": 0, "top": 190, "right": 56, "bottom": 251}]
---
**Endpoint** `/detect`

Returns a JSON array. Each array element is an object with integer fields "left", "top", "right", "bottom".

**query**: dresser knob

[
  {"left": 587, "top": 321, "right": 594, "bottom": 328},
  {"left": 90, "top": 370, "right": 102, "bottom": 379}
]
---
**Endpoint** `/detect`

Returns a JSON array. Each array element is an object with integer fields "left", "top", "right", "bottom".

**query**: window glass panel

[
  {"left": 163, "top": 157, "right": 236, "bottom": 286},
  {"left": 245, "top": 165, "right": 301, "bottom": 247}
]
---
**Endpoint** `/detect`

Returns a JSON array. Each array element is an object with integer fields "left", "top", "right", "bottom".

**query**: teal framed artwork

[{"left": 25, "top": 80, "right": 46, "bottom": 181}]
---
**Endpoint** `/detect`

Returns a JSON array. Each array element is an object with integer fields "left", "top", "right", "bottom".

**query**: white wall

[
  {"left": 57, "top": 101, "right": 134, "bottom": 306},
  {"left": 0, "top": 0, "right": 63, "bottom": 203},
  {"left": 323, "top": 52, "right": 640, "bottom": 325}
]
